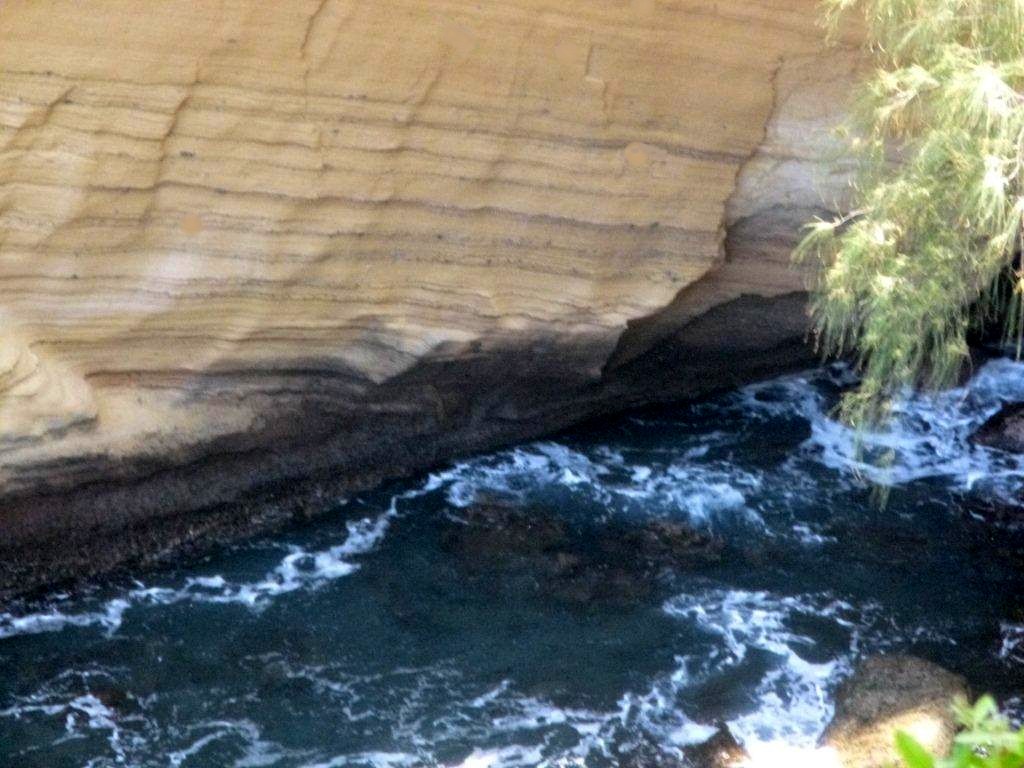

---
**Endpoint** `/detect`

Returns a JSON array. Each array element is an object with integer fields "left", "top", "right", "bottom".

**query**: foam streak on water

[
  {"left": 0, "top": 479, "right": 456, "bottom": 644},
  {"left": 0, "top": 509, "right": 395, "bottom": 641}
]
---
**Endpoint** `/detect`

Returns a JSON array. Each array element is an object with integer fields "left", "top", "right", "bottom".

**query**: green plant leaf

[
  {"left": 897, "top": 731, "right": 937, "bottom": 768},
  {"left": 971, "top": 695, "right": 1000, "bottom": 725}
]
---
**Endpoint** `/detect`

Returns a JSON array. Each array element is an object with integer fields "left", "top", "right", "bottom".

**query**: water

[{"left": 3, "top": 360, "right": 1024, "bottom": 768}]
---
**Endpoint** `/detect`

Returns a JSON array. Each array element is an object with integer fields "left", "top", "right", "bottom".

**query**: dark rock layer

[{"left": 0, "top": 292, "right": 812, "bottom": 601}]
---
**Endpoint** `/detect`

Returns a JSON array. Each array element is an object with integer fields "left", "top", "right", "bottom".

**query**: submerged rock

[
  {"left": 822, "top": 655, "right": 969, "bottom": 768},
  {"left": 972, "top": 403, "right": 1024, "bottom": 453},
  {"left": 616, "top": 726, "right": 748, "bottom": 768},
  {"left": 602, "top": 519, "right": 725, "bottom": 571},
  {"left": 440, "top": 501, "right": 723, "bottom": 607},
  {"left": 439, "top": 501, "right": 570, "bottom": 564},
  {"left": 684, "top": 726, "right": 750, "bottom": 768}
]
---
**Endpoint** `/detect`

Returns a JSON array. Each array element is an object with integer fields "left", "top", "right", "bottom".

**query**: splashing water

[{"left": 2, "top": 360, "right": 1024, "bottom": 767}]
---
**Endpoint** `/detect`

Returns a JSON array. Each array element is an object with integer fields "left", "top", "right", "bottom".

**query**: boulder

[
  {"left": 439, "top": 501, "right": 570, "bottom": 564},
  {"left": 973, "top": 404, "right": 1024, "bottom": 454},
  {"left": 603, "top": 519, "right": 725, "bottom": 570},
  {"left": 684, "top": 726, "right": 750, "bottom": 768},
  {"left": 822, "top": 655, "right": 969, "bottom": 768},
  {"left": 615, "top": 726, "right": 749, "bottom": 768}
]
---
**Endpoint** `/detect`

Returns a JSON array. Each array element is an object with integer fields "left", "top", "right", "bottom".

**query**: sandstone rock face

[
  {"left": 0, "top": 0, "right": 858, "bottom": 595},
  {"left": 823, "top": 656, "right": 969, "bottom": 768}
]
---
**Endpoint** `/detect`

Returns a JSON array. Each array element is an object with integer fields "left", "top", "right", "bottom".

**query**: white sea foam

[
  {"left": 1001, "top": 623, "right": 1024, "bottom": 664},
  {"left": 4, "top": 677, "right": 315, "bottom": 768},
  {"left": 0, "top": 507, "right": 396, "bottom": 642},
  {"left": 3, "top": 690, "right": 142, "bottom": 766},
  {"left": 447, "top": 745, "right": 546, "bottom": 768},
  {"left": 154, "top": 510, "right": 393, "bottom": 608},
  {"left": 663, "top": 589, "right": 862, "bottom": 751},
  {"left": 439, "top": 444, "right": 614, "bottom": 509},
  {"left": 791, "top": 524, "right": 837, "bottom": 545},
  {"left": 432, "top": 688, "right": 610, "bottom": 767},
  {"left": 303, "top": 752, "right": 421, "bottom": 768},
  {"left": 0, "top": 598, "right": 130, "bottom": 640},
  {"left": 166, "top": 720, "right": 301, "bottom": 768},
  {"left": 737, "top": 358, "right": 1024, "bottom": 493},
  {"left": 436, "top": 440, "right": 760, "bottom": 529}
]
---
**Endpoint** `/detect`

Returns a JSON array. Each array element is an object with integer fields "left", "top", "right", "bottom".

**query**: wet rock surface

[
  {"left": 684, "top": 726, "right": 750, "bottom": 768},
  {"left": 972, "top": 403, "right": 1024, "bottom": 453},
  {"left": 822, "top": 655, "right": 969, "bottom": 768},
  {"left": 439, "top": 501, "right": 724, "bottom": 607},
  {"left": 614, "top": 726, "right": 748, "bottom": 768}
]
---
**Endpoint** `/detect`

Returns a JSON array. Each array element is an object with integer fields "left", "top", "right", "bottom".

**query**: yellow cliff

[{"left": 0, "top": 0, "right": 857, "bottom": 593}]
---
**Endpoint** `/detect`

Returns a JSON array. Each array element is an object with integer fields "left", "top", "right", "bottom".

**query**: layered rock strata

[{"left": 0, "top": 0, "right": 858, "bottom": 596}]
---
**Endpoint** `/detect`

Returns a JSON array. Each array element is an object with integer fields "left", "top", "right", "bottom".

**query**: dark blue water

[{"left": 3, "top": 362, "right": 1024, "bottom": 768}]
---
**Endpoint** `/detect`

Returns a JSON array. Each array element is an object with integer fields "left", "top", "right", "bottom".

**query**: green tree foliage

[
  {"left": 897, "top": 696, "right": 1024, "bottom": 768},
  {"left": 796, "top": 0, "right": 1024, "bottom": 426}
]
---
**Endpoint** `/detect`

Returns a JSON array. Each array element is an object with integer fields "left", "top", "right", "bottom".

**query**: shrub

[
  {"left": 796, "top": 0, "right": 1024, "bottom": 427},
  {"left": 897, "top": 696, "right": 1024, "bottom": 768}
]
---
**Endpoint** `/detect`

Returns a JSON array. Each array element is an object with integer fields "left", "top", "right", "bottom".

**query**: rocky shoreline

[{"left": 0, "top": 294, "right": 813, "bottom": 603}]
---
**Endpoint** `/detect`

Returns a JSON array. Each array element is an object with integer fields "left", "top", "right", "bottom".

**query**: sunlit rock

[{"left": 821, "top": 655, "right": 968, "bottom": 768}]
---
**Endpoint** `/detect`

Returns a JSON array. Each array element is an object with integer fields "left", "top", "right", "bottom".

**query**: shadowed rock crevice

[{"left": 973, "top": 403, "right": 1024, "bottom": 454}]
